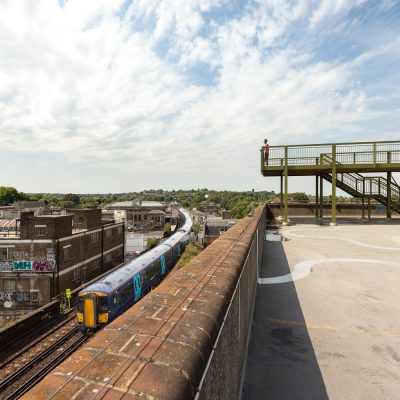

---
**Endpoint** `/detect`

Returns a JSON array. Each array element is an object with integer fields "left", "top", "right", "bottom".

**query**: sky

[{"left": 1, "top": 0, "right": 400, "bottom": 195}]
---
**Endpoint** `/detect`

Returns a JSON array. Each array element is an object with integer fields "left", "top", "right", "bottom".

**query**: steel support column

[
  {"left": 368, "top": 196, "right": 371, "bottom": 220},
  {"left": 387, "top": 171, "right": 392, "bottom": 218},
  {"left": 284, "top": 146, "right": 288, "bottom": 223},
  {"left": 315, "top": 175, "right": 319, "bottom": 218},
  {"left": 362, "top": 179, "right": 365, "bottom": 219},
  {"left": 280, "top": 174, "right": 283, "bottom": 216},
  {"left": 319, "top": 175, "right": 323, "bottom": 218},
  {"left": 331, "top": 144, "right": 337, "bottom": 225}
]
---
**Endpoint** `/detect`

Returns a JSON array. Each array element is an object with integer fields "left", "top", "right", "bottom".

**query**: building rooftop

[{"left": 109, "top": 200, "right": 164, "bottom": 208}]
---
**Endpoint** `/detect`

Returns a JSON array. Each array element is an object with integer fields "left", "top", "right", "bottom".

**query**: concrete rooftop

[{"left": 242, "top": 217, "right": 400, "bottom": 400}]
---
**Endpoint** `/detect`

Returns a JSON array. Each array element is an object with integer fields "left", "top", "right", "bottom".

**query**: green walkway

[{"left": 260, "top": 141, "right": 400, "bottom": 223}]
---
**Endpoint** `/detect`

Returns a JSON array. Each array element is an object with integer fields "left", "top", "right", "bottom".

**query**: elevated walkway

[{"left": 260, "top": 141, "right": 400, "bottom": 223}]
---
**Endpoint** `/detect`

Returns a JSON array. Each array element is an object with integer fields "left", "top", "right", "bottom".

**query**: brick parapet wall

[{"left": 26, "top": 206, "right": 266, "bottom": 399}]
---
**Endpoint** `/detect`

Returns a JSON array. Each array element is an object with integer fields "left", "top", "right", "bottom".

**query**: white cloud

[
  {"left": 309, "top": 0, "right": 368, "bottom": 29},
  {"left": 0, "top": 0, "right": 399, "bottom": 193}
]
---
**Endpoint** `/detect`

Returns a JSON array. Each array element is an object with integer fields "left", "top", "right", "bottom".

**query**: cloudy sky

[{"left": 1, "top": 0, "right": 400, "bottom": 194}]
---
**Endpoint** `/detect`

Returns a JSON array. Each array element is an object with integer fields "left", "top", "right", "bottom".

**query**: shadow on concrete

[{"left": 241, "top": 228, "right": 329, "bottom": 400}]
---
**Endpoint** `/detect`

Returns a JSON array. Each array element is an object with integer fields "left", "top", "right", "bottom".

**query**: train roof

[{"left": 79, "top": 209, "right": 193, "bottom": 294}]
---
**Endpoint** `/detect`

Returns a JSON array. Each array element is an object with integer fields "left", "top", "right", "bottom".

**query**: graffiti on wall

[
  {"left": 0, "top": 261, "right": 12, "bottom": 272},
  {"left": 0, "top": 292, "right": 12, "bottom": 301},
  {"left": 12, "top": 251, "right": 29, "bottom": 259},
  {"left": 0, "top": 291, "right": 40, "bottom": 308},
  {"left": 32, "top": 260, "right": 51, "bottom": 272},
  {"left": 11, "top": 260, "right": 53, "bottom": 272},
  {"left": 13, "top": 261, "right": 32, "bottom": 270},
  {"left": 0, "top": 247, "right": 56, "bottom": 273},
  {"left": 47, "top": 248, "right": 56, "bottom": 270}
]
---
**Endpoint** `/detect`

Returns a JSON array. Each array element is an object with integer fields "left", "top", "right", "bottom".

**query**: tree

[
  {"left": 163, "top": 223, "right": 172, "bottom": 237},
  {"left": 290, "top": 192, "right": 309, "bottom": 201},
  {"left": 147, "top": 237, "right": 158, "bottom": 249},
  {"left": 61, "top": 193, "right": 80, "bottom": 208},
  {"left": 192, "top": 223, "right": 200, "bottom": 239},
  {"left": 0, "top": 186, "right": 25, "bottom": 206}
]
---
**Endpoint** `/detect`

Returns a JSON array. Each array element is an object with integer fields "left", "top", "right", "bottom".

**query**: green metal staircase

[
  {"left": 323, "top": 171, "right": 400, "bottom": 214},
  {"left": 321, "top": 154, "right": 400, "bottom": 214}
]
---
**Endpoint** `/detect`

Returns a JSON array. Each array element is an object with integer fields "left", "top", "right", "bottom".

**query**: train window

[
  {"left": 99, "top": 297, "right": 108, "bottom": 312},
  {"left": 77, "top": 297, "right": 83, "bottom": 312},
  {"left": 113, "top": 292, "right": 120, "bottom": 305},
  {"left": 121, "top": 281, "right": 133, "bottom": 303}
]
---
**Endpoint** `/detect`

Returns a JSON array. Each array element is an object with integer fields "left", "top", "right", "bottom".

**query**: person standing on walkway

[{"left": 262, "top": 139, "right": 270, "bottom": 165}]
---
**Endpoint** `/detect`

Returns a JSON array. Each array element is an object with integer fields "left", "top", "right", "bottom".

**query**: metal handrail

[
  {"left": 321, "top": 153, "right": 400, "bottom": 209},
  {"left": 264, "top": 140, "right": 400, "bottom": 167}
]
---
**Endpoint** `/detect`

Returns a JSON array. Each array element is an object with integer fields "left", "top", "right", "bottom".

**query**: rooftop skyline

[{"left": 1, "top": 0, "right": 399, "bottom": 194}]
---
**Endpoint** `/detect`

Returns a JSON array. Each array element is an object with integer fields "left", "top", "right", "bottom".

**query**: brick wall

[{"left": 20, "top": 215, "right": 72, "bottom": 239}]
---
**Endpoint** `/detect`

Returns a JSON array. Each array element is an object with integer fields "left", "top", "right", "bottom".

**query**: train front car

[
  {"left": 77, "top": 285, "right": 110, "bottom": 331},
  {"left": 76, "top": 208, "right": 193, "bottom": 331}
]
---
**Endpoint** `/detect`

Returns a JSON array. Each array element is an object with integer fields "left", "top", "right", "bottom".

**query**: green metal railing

[
  {"left": 321, "top": 154, "right": 400, "bottom": 212},
  {"left": 264, "top": 140, "right": 400, "bottom": 168}
]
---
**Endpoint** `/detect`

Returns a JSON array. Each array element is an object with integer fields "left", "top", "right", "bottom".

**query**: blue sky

[{"left": 0, "top": 0, "right": 399, "bottom": 194}]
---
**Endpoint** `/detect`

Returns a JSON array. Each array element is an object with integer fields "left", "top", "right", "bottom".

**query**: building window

[
  {"left": 117, "top": 225, "right": 122, "bottom": 235},
  {"left": 105, "top": 228, "right": 112, "bottom": 238},
  {"left": 35, "top": 225, "right": 47, "bottom": 237},
  {"left": 0, "top": 247, "right": 10, "bottom": 260},
  {"left": 105, "top": 253, "right": 112, "bottom": 263},
  {"left": 90, "top": 231, "right": 100, "bottom": 243},
  {"left": 4, "top": 280, "right": 15, "bottom": 291},
  {"left": 30, "top": 291, "right": 39, "bottom": 302},
  {"left": 73, "top": 266, "right": 81, "bottom": 280},
  {"left": 91, "top": 264, "right": 101, "bottom": 272},
  {"left": 63, "top": 245, "right": 71, "bottom": 261}
]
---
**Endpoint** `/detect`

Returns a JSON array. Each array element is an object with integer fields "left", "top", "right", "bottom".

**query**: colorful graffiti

[
  {"left": 13, "top": 260, "right": 32, "bottom": 270},
  {"left": 11, "top": 260, "right": 53, "bottom": 272},
  {"left": 32, "top": 260, "right": 51, "bottom": 272},
  {"left": 0, "top": 261, "right": 12, "bottom": 272}
]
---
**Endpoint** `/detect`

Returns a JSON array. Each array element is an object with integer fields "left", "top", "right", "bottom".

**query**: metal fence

[{"left": 194, "top": 206, "right": 266, "bottom": 400}]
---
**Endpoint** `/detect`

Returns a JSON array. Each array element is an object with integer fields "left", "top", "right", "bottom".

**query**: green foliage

[
  {"left": 290, "top": 192, "right": 309, "bottom": 201},
  {"left": 176, "top": 243, "right": 201, "bottom": 269},
  {"left": 147, "top": 237, "right": 158, "bottom": 249},
  {"left": 163, "top": 223, "right": 172, "bottom": 237},
  {"left": 0, "top": 186, "right": 26, "bottom": 206},
  {"left": 192, "top": 223, "right": 200, "bottom": 237},
  {"left": 61, "top": 193, "right": 80, "bottom": 207}
]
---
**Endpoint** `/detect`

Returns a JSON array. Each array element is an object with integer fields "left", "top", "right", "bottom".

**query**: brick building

[
  {"left": 107, "top": 200, "right": 166, "bottom": 230},
  {"left": 0, "top": 209, "right": 124, "bottom": 310}
]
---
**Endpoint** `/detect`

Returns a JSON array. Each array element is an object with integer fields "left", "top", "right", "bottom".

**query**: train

[{"left": 77, "top": 208, "right": 193, "bottom": 330}]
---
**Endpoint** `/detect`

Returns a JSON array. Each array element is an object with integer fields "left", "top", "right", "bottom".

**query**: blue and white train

[{"left": 77, "top": 208, "right": 193, "bottom": 330}]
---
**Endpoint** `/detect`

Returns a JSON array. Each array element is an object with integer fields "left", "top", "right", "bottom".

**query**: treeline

[{"left": 0, "top": 186, "right": 354, "bottom": 220}]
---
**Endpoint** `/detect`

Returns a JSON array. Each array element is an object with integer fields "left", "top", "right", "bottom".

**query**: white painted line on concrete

[
  {"left": 392, "top": 235, "right": 400, "bottom": 243},
  {"left": 258, "top": 258, "right": 400, "bottom": 284},
  {"left": 283, "top": 230, "right": 400, "bottom": 251}
]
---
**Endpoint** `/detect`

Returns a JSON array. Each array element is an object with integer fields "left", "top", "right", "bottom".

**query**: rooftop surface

[{"left": 242, "top": 217, "right": 400, "bottom": 399}]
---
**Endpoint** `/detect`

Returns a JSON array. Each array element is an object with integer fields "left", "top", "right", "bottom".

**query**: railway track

[
  {"left": 0, "top": 320, "right": 88, "bottom": 400},
  {"left": 0, "top": 312, "right": 76, "bottom": 369}
]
